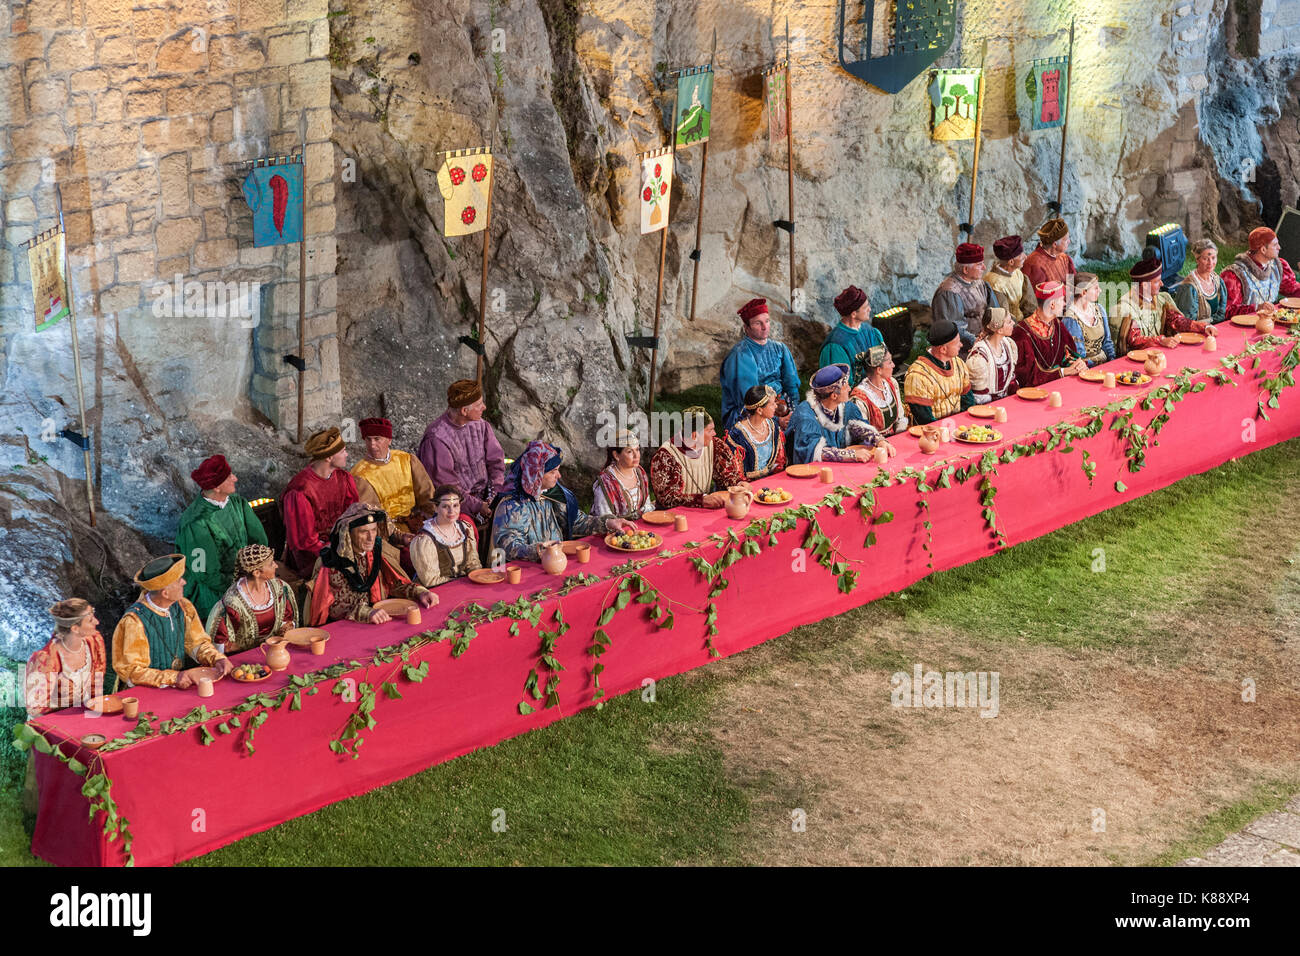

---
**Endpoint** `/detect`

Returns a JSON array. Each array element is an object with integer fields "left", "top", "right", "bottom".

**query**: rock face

[{"left": 1, "top": 0, "right": 1298, "bottom": 660}]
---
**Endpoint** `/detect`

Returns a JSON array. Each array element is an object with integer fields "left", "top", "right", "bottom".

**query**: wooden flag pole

[
  {"left": 686, "top": 29, "right": 717, "bottom": 326},
  {"left": 963, "top": 40, "right": 989, "bottom": 238},
  {"left": 478, "top": 122, "right": 498, "bottom": 386},
  {"left": 1055, "top": 17, "right": 1076, "bottom": 210},
  {"left": 54, "top": 183, "right": 96, "bottom": 527},
  {"left": 297, "top": 150, "right": 306, "bottom": 445},
  {"left": 647, "top": 88, "right": 681, "bottom": 419},
  {"left": 784, "top": 17, "right": 796, "bottom": 312}
]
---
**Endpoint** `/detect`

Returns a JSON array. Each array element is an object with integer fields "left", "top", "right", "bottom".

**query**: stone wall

[{"left": 0, "top": 0, "right": 339, "bottom": 443}]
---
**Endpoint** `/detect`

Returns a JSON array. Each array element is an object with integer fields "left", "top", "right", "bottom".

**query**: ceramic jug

[
  {"left": 539, "top": 541, "right": 568, "bottom": 576},
  {"left": 724, "top": 486, "right": 754, "bottom": 519},
  {"left": 261, "top": 637, "right": 291, "bottom": 672}
]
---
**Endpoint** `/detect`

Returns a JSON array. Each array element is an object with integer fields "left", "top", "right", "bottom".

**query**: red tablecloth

[{"left": 29, "top": 326, "right": 1300, "bottom": 866}]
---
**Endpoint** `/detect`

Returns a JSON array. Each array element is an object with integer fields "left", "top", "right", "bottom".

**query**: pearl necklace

[
  {"left": 1191, "top": 271, "right": 1216, "bottom": 296},
  {"left": 738, "top": 417, "right": 772, "bottom": 443}
]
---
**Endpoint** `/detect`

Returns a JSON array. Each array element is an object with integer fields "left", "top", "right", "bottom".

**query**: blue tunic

[
  {"left": 818, "top": 321, "right": 884, "bottom": 385},
  {"left": 720, "top": 337, "right": 801, "bottom": 430},
  {"left": 787, "top": 399, "right": 873, "bottom": 464}
]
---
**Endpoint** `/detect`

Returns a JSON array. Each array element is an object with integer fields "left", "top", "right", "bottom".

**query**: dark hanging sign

[{"left": 837, "top": 0, "right": 957, "bottom": 95}]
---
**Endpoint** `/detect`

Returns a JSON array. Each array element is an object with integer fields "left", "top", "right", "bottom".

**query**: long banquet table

[{"left": 28, "top": 323, "right": 1300, "bottom": 866}]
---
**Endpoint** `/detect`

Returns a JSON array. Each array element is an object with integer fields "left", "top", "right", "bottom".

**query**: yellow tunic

[
  {"left": 352, "top": 449, "right": 435, "bottom": 522},
  {"left": 985, "top": 266, "right": 1037, "bottom": 323},
  {"left": 111, "top": 597, "right": 223, "bottom": 688},
  {"left": 904, "top": 353, "right": 972, "bottom": 419}
]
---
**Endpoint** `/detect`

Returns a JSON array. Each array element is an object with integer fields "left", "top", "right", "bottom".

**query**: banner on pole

[
  {"left": 1025, "top": 56, "right": 1069, "bottom": 130},
  {"left": 763, "top": 61, "right": 789, "bottom": 146},
  {"left": 639, "top": 147, "right": 674, "bottom": 234},
  {"left": 674, "top": 66, "right": 713, "bottom": 148},
  {"left": 240, "top": 156, "right": 305, "bottom": 247},
  {"left": 26, "top": 228, "right": 70, "bottom": 332},
  {"left": 928, "top": 68, "right": 982, "bottom": 141},
  {"left": 436, "top": 147, "right": 493, "bottom": 237}
]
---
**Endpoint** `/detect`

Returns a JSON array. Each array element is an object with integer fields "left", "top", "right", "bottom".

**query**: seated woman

[
  {"left": 25, "top": 599, "right": 109, "bottom": 716},
  {"left": 1011, "top": 281, "right": 1088, "bottom": 387},
  {"left": 966, "top": 308, "right": 1020, "bottom": 403},
  {"left": 788, "top": 364, "right": 897, "bottom": 463},
  {"left": 726, "top": 386, "right": 788, "bottom": 480},
  {"left": 592, "top": 429, "right": 655, "bottom": 518},
  {"left": 1173, "top": 239, "right": 1228, "bottom": 326},
  {"left": 307, "top": 503, "right": 438, "bottom": 625},
  {"left": 411, "top": 484, "right": 483, "bottom": 587},
  {"left": 1061, "top": 272, "right": 1116, "bottom": 367},
  {"left": 851, "top": 345, "right": 909, "bottom": 435},
  {"left": 205, "top": 544, "right": 299, "bottom": 653},
  {"left": 491, "top": 441, "right": 635, "bottom": 562}
]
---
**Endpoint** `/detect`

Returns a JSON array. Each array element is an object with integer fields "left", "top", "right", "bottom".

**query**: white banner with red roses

[
  {"left": 639, "top": 147, "right": 673, "bottom": 235},
  {"left": 436, "top": 147, "right": 493, "bottom": 237}
]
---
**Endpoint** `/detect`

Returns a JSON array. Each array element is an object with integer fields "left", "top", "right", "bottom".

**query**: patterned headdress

[
  {"left": 502, "top": 440, "right": 562, "bottom": 500},
  {"left": 236, "top": 543, "right": 275, "bottom": 575}
]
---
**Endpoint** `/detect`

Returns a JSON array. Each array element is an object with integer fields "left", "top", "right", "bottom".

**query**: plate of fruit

[
  {"left": 954, "top": 425, "right": 1002, "bottom": 444},
  {"left": 1274, "top": 307, "right": 1300, "bottom": 325},
  {"left": 1116, "top": 370, "right": 1151, "bottom": 386},
  {"left": 605, "top": 530, "right": 663, "bottom": 552},
  {"left": 232, "top": 663, "right": 273, "bottom": 683},
  {"left": 755, "top": 487, "right": 793, "bottom": 505}
]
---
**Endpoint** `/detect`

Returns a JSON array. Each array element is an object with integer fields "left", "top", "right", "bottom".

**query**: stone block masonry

[{"left": 0, "top": 0, "right": 340, "bottom": 438}]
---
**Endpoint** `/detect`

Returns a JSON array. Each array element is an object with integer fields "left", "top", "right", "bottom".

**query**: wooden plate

[
  {"left": 639, "top": 510, "right": 676, "bottom": 525},
  {"left": 81, "top": 734, "right": 108, "bottom": 750},
  {"left": 283, "top": 627, "right": 330, "bottom": 646},
  {"left": 468, "top": 568, "right": 506, "bottom": 585},
  {"left": 188, "top": 666, "right": 225, "bottom": 684},
  {"left": 954, "top": 427, "right": 1003, "bottom": 444},
  {"left": 1016, "top": 387, "right": 1048, "bottom": 400},
  {"left": 1079, "top": 368, "right": 1105, "bottom": 382},
  {"left": 605, "top": 531, "right": 663, "bottom": 553},
  {"left": 1116, "top": 373, "right": 1152, "bottom": 387},
  {"left": 373, "top": 598, "right": 416, "bottom": 615},
  {"left": 560, "top": 541, "right": 590, "bottom": 556},
  {"left": 753, "top": 490, "right": 794, "bottom": 505},
  {"left": 1125, "top": 349, "right": 1148, "bottom": 361},
  {"left": 1229, "top": 314, "right": 1258, "bottom": 327},
  {"left": 784, "top": 464, "right": 818, "bottom": 478},
  {"left": 907, "top": 425, "right": 927, "bottom": 437},
  {"left": 967, "top": 405, "right": 996, "bottom": 418},
  {"left": 1178, "top": 332, "right": 1206, "bottom": 344},
  {"left": 231, "top": 663, "right": 272, "bottom": 682},
  {"left": 86, "top": 694, "right": 122, "bottom": 715},
  {"left": 1279, "top": 297, "right": 1300, "bottom": 309}
]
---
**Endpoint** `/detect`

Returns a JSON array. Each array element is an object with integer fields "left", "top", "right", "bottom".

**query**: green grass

[
  {"left": 1080, "top": 241, "right": 1247, "bottom": 287},
  {"left": 1145, "top": 776, "right": 1300, "bottom": 866},
  {"left": 655, "top": 383, "right": 723, "bottom": 428}
]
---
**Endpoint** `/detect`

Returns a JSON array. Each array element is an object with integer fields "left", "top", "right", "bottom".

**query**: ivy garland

[{"left": 15, "top": 330, "right": 1298, "bottom": 865}]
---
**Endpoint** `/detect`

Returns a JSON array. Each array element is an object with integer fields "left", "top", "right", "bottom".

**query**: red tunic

[
  {"left": 1021, "top": 247, "right": 1076, "bottom": 290},
  {"left": 1011, "top": 315, "right": 1078, "bottom": 389},
  {"left": 1221, "top": 257, "right": 1300, "bottom": 318},
  {"left": 281, "top": 467, "right": 360, "bottom": 578}
]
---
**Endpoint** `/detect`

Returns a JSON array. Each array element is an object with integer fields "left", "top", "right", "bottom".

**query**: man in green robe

[
  {"left": 175, "top": 454, "right": 268, "bottom": 620},
  {"left": 818, "top": 285, "right": 884, "bottom": 385}
]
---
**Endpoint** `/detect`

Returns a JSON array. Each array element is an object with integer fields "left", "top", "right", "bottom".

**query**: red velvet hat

[
  {"left": 992, "top": 235, "right": 1023, "bottom": 261},
  {"left": 955, "top": 243, "right": 985, "bottom": 264},
  {"left": 1034, "top": 280, "right": 1066, "bottom": 302},
  {"left": 1249, "top": 227, "right": 1277, "bottom": 252},
  {"left": 1129, "top": 257, "right": 1162, "bottom": 283},
  {"left": 190, "top": 454, "right": 231, "bottom": 490},
  {"left": 738, "top": 297, "right": 769, "bottom": 322},
  {"left": 359, "top": 417, "right": 393, "bottom": 439},
  {"left": 833, "top": 285, "right": 867, "bottom": 317}
]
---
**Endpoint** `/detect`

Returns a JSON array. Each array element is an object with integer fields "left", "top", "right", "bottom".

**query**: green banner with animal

[{"left": 675, "top": 66, "right": 713, "bottom": 148}]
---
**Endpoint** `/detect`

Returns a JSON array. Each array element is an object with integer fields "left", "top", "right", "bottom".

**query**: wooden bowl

[
  {"left": 81, "top": 734, "right": 108, "bottom": 750},
  {"left": 85, "top": 695, "right": 122, "bottom": 715},
  {"left": 373, "top": 598, "right": 417, "bottom": 615},
  {"left": 283, "top": 627, "right": 330, "bottom": 646},
  {"left": 188, "top": 666, "right": 225, "bottom": 684}
]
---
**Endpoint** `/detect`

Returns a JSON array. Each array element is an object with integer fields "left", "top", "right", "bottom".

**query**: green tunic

[{"left": 175, "top": 494, "right": 268, "bottom": 621}]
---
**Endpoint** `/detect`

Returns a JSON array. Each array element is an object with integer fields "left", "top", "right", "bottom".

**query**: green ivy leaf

[
  {"left": 1114, "top": 480, "right": 1127, "bottom": 493},
  {"left": 518, "top": 701, "right": 534, "bottom": 715}
]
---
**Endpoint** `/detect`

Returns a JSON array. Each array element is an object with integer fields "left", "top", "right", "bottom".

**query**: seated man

[
  {"left": 984, "top": 235, "right": 1038, "bottom": 322},
  {"left": 112, "top": 554, "right": 231, "bottom": 689},
  {"left": 418, "top": 380, "right": 506, "bottom": 529},
  {"left": 1021, "top": 218, "right": 1077, "bottom": 290},
  {"left": 490, "top": 441, "right": 635, "bottom": 561},
  {"left": 904, "top": 320, "right": 975, "bottom": 424},
  {"left": 353, "top": 416, "right": 437, "bottom": 548},
  {"left": 281, "top": 427, "right": 360, "bottom": 579},
  {"left": 819, "top": 285, "right": 884, "bottom": 386},
  {"left": 307, "top": 504, "right": 438, "bottom": 625},
  {"left": 1011, "top": 282, "right": 1088, "bottom": 388},
  {"left": 649, "top": 407, "right": 747, "bottom": 509},
  {"left": 788, "top": 364, "right": 895, "bottom": 464},
  {"left": 175, "top": 453, "right": 269, "bottom": 621},
  {"left": 1221, "top": 227, "right": 1300, "bottom": 319},
  {"left": 1113, "top": 255, "right": 1214, "bottom": 354},
  {"left": 931, "top": 242, "right": 990, "bottom": 353},
  {"left": 720, "top": 298, "right": 801, "bottom": 430}
]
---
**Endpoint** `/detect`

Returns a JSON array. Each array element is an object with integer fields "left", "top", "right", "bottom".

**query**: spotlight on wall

[
  {"left": 872, "top": 305, "right": 912, "bottom": 372},
  {"left": 1145, "top": 223, "right": 1187, "bottom": 291}
]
